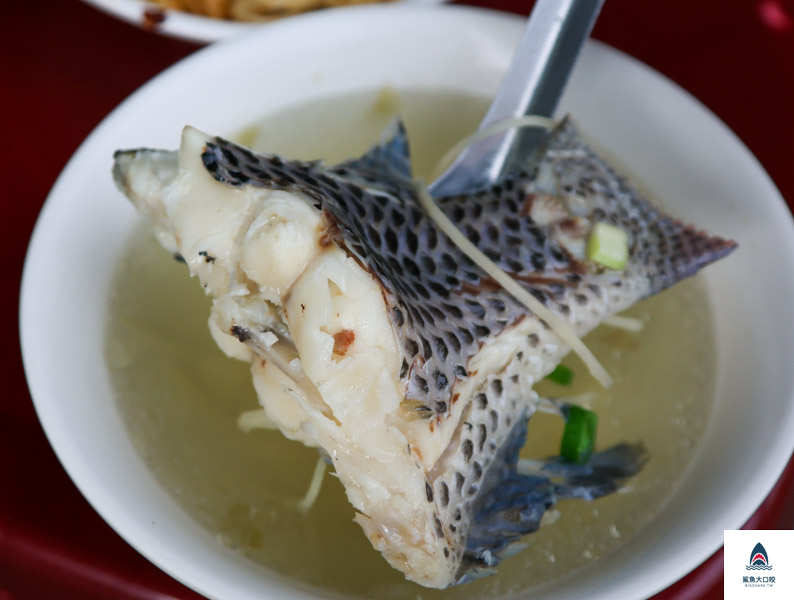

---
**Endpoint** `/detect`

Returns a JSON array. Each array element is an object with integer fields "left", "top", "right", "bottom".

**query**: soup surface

[{"left": 107, "top": 88, "right": 715, "bottom": 598}]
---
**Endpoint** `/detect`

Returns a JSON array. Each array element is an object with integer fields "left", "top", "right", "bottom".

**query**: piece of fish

[{"left": 113, "top": 118, "right": 735, "bottom": 588}]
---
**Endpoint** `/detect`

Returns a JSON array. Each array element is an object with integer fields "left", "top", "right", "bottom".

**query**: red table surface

[{"left": 3, "top": 1, "right": 793, "bottom": 599}]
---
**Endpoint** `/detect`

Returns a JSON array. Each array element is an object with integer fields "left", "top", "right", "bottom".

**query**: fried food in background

[{"left": 151, "top": 0, "right": 393, "bottom": 21}]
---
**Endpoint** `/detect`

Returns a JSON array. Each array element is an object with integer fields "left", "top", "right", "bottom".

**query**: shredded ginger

[
  {"left": 421, "top": 116, "right": 612, "bottom": 387},
  {"left": 295, "top": 457, "right": 327, "bottom": 514},
  {"left": 415, "top": 183, "right": 612, "bottom": 388},
  {"left": 602, "top": 315, "right": 644, "bottom": 333}
]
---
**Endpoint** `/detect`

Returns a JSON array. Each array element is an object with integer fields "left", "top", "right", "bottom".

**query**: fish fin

[
  {"left": 637, "top": 219, "right": 737, "bottom": 296},
  {"left": 336, "top": 118, "right": 413, "bottom": 183},
  {"left": 459, "top": 411, "right": 645, "bottom": 575},
  {"left": 545, "top": 118, "right": 737, "bottom": 295},
  {"left": 454, "top": 566, "right": 498, "bottom": 586},
  {"left": 200, "top": 120, "right": 415, "bottom": 200},
  {"left": 485, "top": 117, "right": 736, "bottom": 297},
  {"left": 531, "top": 442, "right": 647, "bottom": 500}
]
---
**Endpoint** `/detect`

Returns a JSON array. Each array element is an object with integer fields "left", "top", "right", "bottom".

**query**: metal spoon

[{"left": 429, "top": 0, "right": 604, "bottom": 198}]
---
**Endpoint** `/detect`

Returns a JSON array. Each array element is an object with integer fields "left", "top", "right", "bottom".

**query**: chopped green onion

[
  {"left": 560, "top": 405, "right": 598, "bottom": 464},
  {"left": 587, "top": 222, "right": 629, "bottom": 270},
  {"left": 546, "top": 364, "right": 574, "bottom": 386}
]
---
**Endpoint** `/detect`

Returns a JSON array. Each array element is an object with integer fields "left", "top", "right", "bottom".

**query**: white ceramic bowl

[
  {"left": 20, "top": 5, "right": 794, "bottom": 600},
  {"left": 81, "top": 0, "right": 447, "bottom": 43}
]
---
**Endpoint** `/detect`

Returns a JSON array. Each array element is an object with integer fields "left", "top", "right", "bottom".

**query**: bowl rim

[{"left": 20, "top": 4, "right": 794, "bottom": 600}]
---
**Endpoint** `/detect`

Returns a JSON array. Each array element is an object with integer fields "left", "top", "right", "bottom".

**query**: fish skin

[
  {"left": 113, "top": 118, "right": 735, "bottom": 588},
  {"left": 200, "top": 118, "right": 735, "bottom": 469}
]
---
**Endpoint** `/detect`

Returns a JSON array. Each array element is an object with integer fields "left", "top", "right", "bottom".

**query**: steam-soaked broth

[{"left": 107, "top": 89, "right": 715, "bottom": 598}]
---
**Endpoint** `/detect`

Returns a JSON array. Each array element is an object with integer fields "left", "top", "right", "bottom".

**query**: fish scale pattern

[{"left": 201, "top": 118, "right": 735, "bottom": 421}]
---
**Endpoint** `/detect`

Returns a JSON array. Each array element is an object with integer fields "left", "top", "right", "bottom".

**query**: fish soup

[{"left": 107, "top": 88, "right": 715, "bottom": 598}]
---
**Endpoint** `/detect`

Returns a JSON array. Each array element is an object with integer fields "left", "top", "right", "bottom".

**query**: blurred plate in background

[{"left": 81, "top": 0, "right": 449, "bottom": 43}]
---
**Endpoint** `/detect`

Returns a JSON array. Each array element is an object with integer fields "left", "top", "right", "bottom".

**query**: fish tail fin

[
  {"left": 638, "top": 218, "right": 737, "bottom": 296},
  {"left": 459, "top": 412, "right": 645, "bottom": 578},
  {"left": 543, "top": 119, "right": 737, "bottom": 295},
  {"left": 531, "top": 442, "right": 647, "bottom": 500}
]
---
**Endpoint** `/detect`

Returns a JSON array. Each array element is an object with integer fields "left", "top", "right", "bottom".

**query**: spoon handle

[{"left": 430, "top": 0, "right": 604, "bottom": 198}]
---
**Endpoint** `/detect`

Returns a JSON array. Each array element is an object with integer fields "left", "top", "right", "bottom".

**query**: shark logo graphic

[{"left": 746, "top": 542, "right": 773, "bottom": 571}]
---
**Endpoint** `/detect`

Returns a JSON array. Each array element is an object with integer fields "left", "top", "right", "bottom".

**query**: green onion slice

[
  {"left": 560, "top": 405, "right": 598, "bottom": 464},
  {"left": 588, "top": 222, "right": 629, "bottom": 270},
  {"left": 546, "top": 365, "right": 574, "bottom": 386}
]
